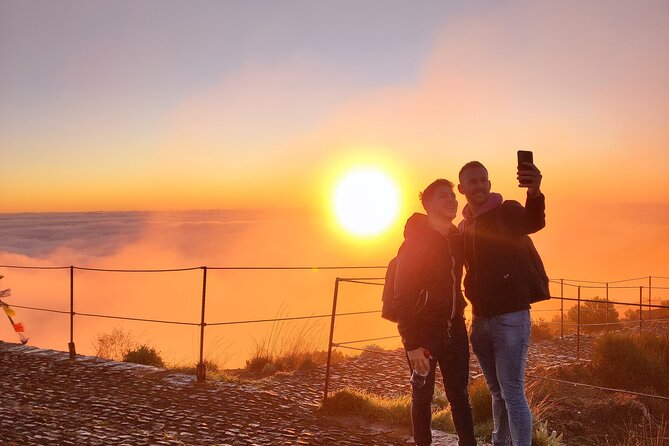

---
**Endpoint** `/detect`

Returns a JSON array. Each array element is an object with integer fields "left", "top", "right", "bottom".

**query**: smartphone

[{"left": 517, "top": 150, "right": 533, "bottom": 184}]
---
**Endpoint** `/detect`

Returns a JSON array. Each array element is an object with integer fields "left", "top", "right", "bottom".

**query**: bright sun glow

[{"left": 333, "top": 168, "right": 400, "bottom": 236}]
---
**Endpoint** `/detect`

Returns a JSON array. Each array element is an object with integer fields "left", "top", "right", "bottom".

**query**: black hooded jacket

[
  {"left": 393, "top": 213, "right": 467, "bottom": 351},
  {"left": 458, "top": 193, "right": 546, "bottom": 317}
]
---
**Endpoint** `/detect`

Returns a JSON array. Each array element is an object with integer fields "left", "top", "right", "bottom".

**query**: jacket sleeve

[
  {"left": 393, "top": 239, "right": 426, "bottom": 351},
  {"left": 501, "top": 193, "right": 546, "bottom": 235}
]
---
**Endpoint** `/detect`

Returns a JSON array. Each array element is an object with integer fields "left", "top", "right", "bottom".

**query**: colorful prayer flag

[{"left": 3, "top": 306, "right": 15, "bottom": 317}]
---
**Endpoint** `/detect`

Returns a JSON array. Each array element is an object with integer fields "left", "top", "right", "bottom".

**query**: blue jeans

[
  {"left": 410, "top": 317, "right": 476, "bottom": 446},
  {"left": 470, "top": 310, "right": 532, "bottom": 446}
]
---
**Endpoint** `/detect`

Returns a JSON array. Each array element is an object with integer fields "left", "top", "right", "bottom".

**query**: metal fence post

[
  {"left": 639, "top": 286, "right": 643, "bottom": 335},
  {"left": 197, "top": 266, "right": 208, "bottom": 382},
  {"left": 560, "top": 279, "right": 564, "bottom": 339},
  {"left": 68, "top": 266, "right": 76, "bottom": 358},
  {"left": 605, "top": 282, "right": 609, "bottom": 333},
  {"left": 323, "top": 277, "right": 340, "bottom": 402},
  {"left": 648, "top": 276, "right": 652, "bottom": 321},
  {"left": 577, "top": 285, "right": 581, "bottom": 361}
]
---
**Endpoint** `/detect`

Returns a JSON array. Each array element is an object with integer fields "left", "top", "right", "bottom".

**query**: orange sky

[{"left": 1, "top": 1, "right": 668, "bottom": 364}]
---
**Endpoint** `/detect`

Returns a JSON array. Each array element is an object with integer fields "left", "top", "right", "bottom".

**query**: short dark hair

[
  {"left": 419, "top": 179, "right": 454, "bottom": 210},
  {"left": 458, "top": 161, "right": 488, "bottom": 181}
]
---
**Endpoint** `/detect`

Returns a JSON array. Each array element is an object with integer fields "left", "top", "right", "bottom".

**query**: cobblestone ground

[
  {"left": 0, "top": 332, "right": 604, "bottom": 446},
  {"left": 0, "top": 343, "right": 410, "bottom": 446}
]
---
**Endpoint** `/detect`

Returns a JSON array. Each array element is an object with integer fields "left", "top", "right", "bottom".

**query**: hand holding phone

[
  {"left": 517, "top": 150, "right": 533, "bottom": 184},
  {"left": 516, "top": 150, "right": 542, "bottom": 194}
]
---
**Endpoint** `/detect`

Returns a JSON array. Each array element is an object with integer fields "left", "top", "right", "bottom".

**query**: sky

[
  {"left": 1, "top": 1, "right": 669, "bottom": 363},
  {"left": 2, "top": 0, "right": 667, "bottom": 213}
]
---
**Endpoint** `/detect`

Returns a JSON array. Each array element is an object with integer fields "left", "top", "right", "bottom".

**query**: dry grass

[
  {"left": 319, "top": 387, "right": 411, "bottom": 425},
  {"left": 245, "top": 306, "right": 348, "bottom": 375},
  {"left": 466, "top": 376, "right": 561, "bottom": 444},
  {"left": 616, "top": 418, "right": 668, "bottom": 446},
  {"left": 92, "top": 327, "right": 137, "bottom": 361}
]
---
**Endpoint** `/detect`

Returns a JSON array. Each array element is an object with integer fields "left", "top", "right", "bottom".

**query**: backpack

[
  {"left": 495, "top": 210, "right": 550, "bottom": 304},
  {"left": 519, "top": 234, "right": 551, "bottom": 303},
  {"left": 381, "top": 257, "right": 399, "bottom": 322}
]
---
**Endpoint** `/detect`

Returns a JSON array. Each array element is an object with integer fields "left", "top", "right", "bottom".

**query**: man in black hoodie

[
  {"left": 394, "top": 179, "right": 476, "bottom": 446},
  {"left": 457, "top": 161, "right": 545, "bottom": 446}
]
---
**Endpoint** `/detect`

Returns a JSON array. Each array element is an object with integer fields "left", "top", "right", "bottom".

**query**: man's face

[
  {"left": 426, "top": 185, "right": 458, "bottom": 221},
  {"left": 458, "top": 167, "right": 491, "bottom": 207}
]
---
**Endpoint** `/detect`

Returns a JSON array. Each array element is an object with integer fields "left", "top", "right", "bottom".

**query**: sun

[{"left": 333, "top": 168, "right": 400, "bottom": 236}]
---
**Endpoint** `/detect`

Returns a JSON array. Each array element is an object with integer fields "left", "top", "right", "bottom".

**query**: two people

[{"left": 394, "top": 160, "right": 545, "bottom": 446}]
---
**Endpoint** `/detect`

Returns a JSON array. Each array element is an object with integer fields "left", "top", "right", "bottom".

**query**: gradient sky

[
  {"left": 2, "top": 1, "right": 669, "bottom": 362},
  {"left": 1, "top": 1, "right": 669, "bottom": 273}
]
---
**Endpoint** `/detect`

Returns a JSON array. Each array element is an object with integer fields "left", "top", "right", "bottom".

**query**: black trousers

[{"left": 410, "top": 317, "right": 476, "bottom": 446}]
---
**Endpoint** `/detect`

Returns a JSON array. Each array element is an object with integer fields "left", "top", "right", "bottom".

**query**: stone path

[
  {"left": 0, "top": 327, "right": 651, "bottom": 446},
  {"left": 0, "top": 342, "right": 408, "bottom": 446}
]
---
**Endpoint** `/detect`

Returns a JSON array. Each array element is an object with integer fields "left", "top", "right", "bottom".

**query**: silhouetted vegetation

[
  {"left": 123, "top": 344, "right": 165, "bottom": 368},
  {"left": 93, "top": 327, "right": 137, "bottom": 361},
  {"left": 591, "top": 332, "right": 669, "bottom": 396},
  {"left": 531, "top": 318, "right": 554, "bottom": 341},
  {"left": 564, "top": 297, "right": 620, "bottom": 333}
]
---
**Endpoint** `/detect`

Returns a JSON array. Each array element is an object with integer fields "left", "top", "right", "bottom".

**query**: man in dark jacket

[
  {"left": 457, "top": 160, "right": 545, "bottom": 446},
  {"left": 394, "top": 179, "right": 476, "bottom": 446}
]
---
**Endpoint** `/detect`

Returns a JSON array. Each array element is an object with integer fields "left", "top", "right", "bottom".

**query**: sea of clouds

[{"left": 0, "top": 210, "right": 396, "bottom": 367}]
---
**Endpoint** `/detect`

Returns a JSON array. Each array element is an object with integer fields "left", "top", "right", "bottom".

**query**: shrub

[
  {"left": 245, "top": 355, "right": 273, "bottom": 374},
  {"left": 93, "top": 327, "right": 136, "bottom": 361},
  {"left": 566, "top": 296, "right": 619, "bottom": 333},
  {"left": 591, "top": 332, "right": 669, "bottom": 395},
  {"left": 361, "top": 344, "right": 386, "bottom": 355},
  {"left": 122, "top": 345, "right": 165, "bottom": 368},
  {"left": 531, "top": 318, "right": 554, "bottom": 342}
]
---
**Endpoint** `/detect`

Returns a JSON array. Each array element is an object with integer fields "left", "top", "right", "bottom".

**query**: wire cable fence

[
  {"left": 2, "top": 263, "right": 668, "bottom": 402},
  {"left": 323, "top": 275, "right": 669, "bottom": 402},
  {"left": 0, "top": 263, "right": 386, "bottom": 381}
]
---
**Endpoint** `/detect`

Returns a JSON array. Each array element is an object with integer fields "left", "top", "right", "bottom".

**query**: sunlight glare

[{"left": 333, "top": 168, "right": 400, "bottom": 236}]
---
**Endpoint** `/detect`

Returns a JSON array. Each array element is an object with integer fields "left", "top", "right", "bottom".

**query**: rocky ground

[{"left": 1, "top": 325, "right": 666, "bottom": 445}]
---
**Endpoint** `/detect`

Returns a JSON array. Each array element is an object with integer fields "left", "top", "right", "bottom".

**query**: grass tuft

[
  {"left": 532, "top": 420, "right": 564, "bottom": 446},
  {"left": 244, "top": 306, "right": 348, "bottom": 376},
  {"left": 319, "top": 387, "right": 411, "bottom": 426}
]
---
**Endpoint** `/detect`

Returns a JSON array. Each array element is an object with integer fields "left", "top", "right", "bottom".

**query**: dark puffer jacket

[
  {"left": 393, "top": 213, "right": 467, "bottom": 351},
  {"left": 459, "top": 193, "right": 546, "bottom": 317}
]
